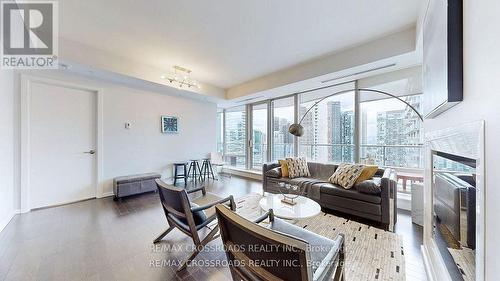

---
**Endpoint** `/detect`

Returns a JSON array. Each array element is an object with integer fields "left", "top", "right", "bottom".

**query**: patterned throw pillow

[
  {"left": 285, "top": 157, "right": 311, "bottom": 179},
  {"left": 329, "top": 163, "right": 365, "bottom": 189}
]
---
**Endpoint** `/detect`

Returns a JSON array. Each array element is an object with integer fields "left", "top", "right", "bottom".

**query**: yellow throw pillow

[
  {"left": 355, "top": 165, "right": 379, "bottom": 183},
  {"left": 278, "top": 159, "right": 289, "bottom": 178}
]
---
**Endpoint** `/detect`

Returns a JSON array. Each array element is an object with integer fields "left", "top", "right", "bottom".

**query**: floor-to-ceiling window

[
  {"left": 298, "top": 83, "right": 355, "bottom": 163},
  {"left": 216, "top": 109, "right": 224, "bottom": 153},
  {"left": 251, "top": 103, "right": 268, "bottom": 170},
  {"left": 271, "top": 97, "right": 295, "bottom": 161},
  {"left": 224, "top": 106, "right": 246, "bottom": 168},
  {"left": 359, "top": 94, "right": 422, "bottom": 169}
]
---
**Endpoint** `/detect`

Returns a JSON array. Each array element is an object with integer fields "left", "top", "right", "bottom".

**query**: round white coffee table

[{"left": 259, "top": 194, "right": 321, "bottom": 220}]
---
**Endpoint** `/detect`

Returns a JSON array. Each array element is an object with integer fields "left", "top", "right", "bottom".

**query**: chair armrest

[
  {"left": 313, "top": 234, "right": 345, "bottom": 281},
  {"left": 191, "top": 195, "right": 236, "bottom": 212},
  {"left": 186, "top": 186, "right": 206, "bottom": 196},
  {"left": 253, "top": 209, "right": 274, "bottom": 224}
]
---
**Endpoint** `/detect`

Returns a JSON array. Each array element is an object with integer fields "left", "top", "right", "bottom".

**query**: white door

[{"left": 29, "top": 81, "right": 97, "bottom": 209}]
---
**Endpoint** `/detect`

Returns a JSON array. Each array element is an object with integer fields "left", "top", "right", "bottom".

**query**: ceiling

[{"left": 58, "top": 0, "right": 422, "bottom": 89}]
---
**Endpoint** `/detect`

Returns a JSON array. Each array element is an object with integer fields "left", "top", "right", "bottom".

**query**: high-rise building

[
  {"left": 300, "top": 105, "right": 319, "bottom": 160},
  {"left": 327, "top": 101, "right": 342, "bottom": 162}
]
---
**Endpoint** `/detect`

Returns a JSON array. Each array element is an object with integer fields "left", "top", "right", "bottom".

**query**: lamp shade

[{"left": 288, "top": 123, "right": 304, "bottom": 137}]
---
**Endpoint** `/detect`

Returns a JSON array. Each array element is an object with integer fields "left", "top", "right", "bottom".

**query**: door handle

[{"left": 84, "top": 149, "right": 96, "bottom": 155}]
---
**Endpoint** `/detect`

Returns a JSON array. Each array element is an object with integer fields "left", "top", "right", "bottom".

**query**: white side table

[{"left": 411, "top": 182, "right": 424, "bottom": 226}]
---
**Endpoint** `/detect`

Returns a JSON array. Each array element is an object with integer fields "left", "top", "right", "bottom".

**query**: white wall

[
  {"left": 424, "top": 1, "right": 500, "bottom": 279},
  {"left": 18, "top": 71, "right": 217, "bottom": 201},
  {"left": 101, "top": 79, "right": 217, "bottom": 195},
  {"left": 0, "top": 70, "right": 16, "bottom": 232}
]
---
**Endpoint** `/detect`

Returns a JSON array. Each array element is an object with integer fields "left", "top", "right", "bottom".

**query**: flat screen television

[{"left": 422, "top": 0, "right": 463, "bottom": 118}]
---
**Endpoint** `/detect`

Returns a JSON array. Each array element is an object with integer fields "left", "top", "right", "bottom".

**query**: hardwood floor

[{"left": 0, "top": 175, "right": 426, "bottom": 281}]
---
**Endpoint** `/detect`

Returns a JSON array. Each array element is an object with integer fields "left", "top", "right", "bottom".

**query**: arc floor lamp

[{"left": 288, "top": 87, "right": 424, "bottom": 137}]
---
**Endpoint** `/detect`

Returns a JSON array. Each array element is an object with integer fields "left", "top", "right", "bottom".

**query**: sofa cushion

[
  {"left": 307, "top": 162, "right": 338, "bottom": 181},
  {"left": 354, "top": 179, "right": 382, "bottom": 195},
  {"left": 286, "top": 157, "right": 311, "bottom": 178},
  {"left": 328, "top": 163, "right": 364, "bottom": 189},
  {"left": 278, "top": 159, "right": 290, "bottom": 178},
  {"left": 355, "top": 181, "right": 381, "bottom": 195},
  {"left": 355, "top": 165, "right": 379, "bottom": 183},
  {"left": 265, "top": 167, "right": 282, "bottom": 178},
  {"left": 320, "top": 183, "right": 381, "bottom": 204}
]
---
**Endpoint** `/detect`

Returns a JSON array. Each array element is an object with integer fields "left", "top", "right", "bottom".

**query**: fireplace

[{"left": 422, "top": 121, "right": 484, "bottom": 281}]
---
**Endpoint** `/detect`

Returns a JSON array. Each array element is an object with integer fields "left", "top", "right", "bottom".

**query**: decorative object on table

[
  {"left": 328, "top": 163, "right": 365, "bottom": 189},
  {"left": 259, "top": 193, "right": 321, "bottom": 220},
  {"left": 161, "top": 115, "right": 178, "bottom": 133},
  {"left": 277, "top": 182, "right": 306, "bottom": 205},
  {"left": 285, "top": 157, "right": 310, "bottom": 178},
  {"left": 422, "top": 0, "right": 463, "bottom": 118},
  {"left": 288, "top": 88, "right": 423, "bottom": 137}
]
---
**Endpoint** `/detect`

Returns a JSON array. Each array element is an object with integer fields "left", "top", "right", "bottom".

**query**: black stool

[
  {"left": 200, "top": 158, "right": 216, "bottom": 180},
  {"left": 173, "top": 162, "right": 188, "bottom": 186},
  {"left": 187, "top": 160, "right": 202, "bottom": 181}
]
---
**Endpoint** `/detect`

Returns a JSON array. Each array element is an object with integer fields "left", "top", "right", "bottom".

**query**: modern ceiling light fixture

[{"left": 161, "top": 65, "right": 200, "bottom": 89}]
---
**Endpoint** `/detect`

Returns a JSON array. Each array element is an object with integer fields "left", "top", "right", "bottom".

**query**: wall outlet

[{"left": 125, "top": 122, "right": 131, "bottom": 129}]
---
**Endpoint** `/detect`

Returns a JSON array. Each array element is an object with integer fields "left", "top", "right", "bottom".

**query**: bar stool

[
  {"left": 200, "top": 158, "right": 216, "bottom": 180},
  {"left": 187, "top": 159, "right": 202, "bottom": 181},
  {"left": 173, "top": 162, "right": 188, "bottom": 186}
]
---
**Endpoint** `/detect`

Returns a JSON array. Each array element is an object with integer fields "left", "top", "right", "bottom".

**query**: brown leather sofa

[{"left": 263, "top": 162, "right": 397, "bottom": 230}]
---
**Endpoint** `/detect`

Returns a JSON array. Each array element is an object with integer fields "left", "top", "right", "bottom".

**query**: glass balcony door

[{"left": 250, "top": 102, "right": 268, "bottom": 170}]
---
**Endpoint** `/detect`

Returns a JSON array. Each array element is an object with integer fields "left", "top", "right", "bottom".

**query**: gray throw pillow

[
  {"left": 355, "top": 180, "right": 381, "bottom": 195},
  {"left": 265, "top": 167, "right": 282, "bottom": 178}
]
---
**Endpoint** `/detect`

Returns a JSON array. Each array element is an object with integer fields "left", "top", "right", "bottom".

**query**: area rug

[
  {"left": 448, "top": 247, "right": 475, "bottom": 281},
  {"left": 234, "top": 193, "right": 406, "bottom": 281}
]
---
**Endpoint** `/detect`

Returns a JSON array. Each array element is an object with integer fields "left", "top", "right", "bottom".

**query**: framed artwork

[{"left": 161, "top": 116, "right": 178, "bottom": 133}]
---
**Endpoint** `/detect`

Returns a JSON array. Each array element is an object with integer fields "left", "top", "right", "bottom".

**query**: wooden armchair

[
  {"left": 215, "top": 205, "right": 345, "bottom": 281},
  {"left": 154, "top": 179, "right": 236, "bottom": 271}
]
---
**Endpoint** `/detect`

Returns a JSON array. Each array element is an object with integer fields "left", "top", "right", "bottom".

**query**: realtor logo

[{"left": 1, "top": 1, "right": 58, "bottom": 69}]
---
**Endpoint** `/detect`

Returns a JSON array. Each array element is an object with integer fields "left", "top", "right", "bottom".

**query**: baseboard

[
  {"left": 100, "top": 191, "right": 114, "bottom": 198},
  {"left": 0, "top": 211, "right": 17, "bottom": 234}
]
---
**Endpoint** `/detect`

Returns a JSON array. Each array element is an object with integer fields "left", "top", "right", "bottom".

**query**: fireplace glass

[{"left": 432, "top": 151, "right": 476, "bottom": 281}]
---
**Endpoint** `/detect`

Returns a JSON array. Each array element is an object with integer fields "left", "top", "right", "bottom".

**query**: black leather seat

[{"left": 320, "top": 183, "right": 381, "bottom": 204}]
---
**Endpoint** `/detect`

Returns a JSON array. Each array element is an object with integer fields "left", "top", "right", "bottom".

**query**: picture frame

[{"left": 161, "top": 115, "right": 178, "bottom": 133}]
